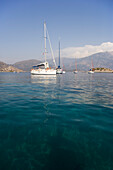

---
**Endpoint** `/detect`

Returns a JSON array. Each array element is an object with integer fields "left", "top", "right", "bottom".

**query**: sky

[{"left": 0, "top": 0, "right": 113, "bottom": 64}]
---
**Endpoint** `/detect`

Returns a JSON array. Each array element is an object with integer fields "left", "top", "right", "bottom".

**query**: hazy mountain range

[
  {"left": 0, "top": 61, "right": 23, "bottom": 72},
  {"left": 13, "top": 59, "right": 41, "bottom": 71},
  {"left": 62, "top": 51, "right": 113, "bottom": 71},
  {"left": 0, "top": 51, "right": 113, "bottom": 72}
]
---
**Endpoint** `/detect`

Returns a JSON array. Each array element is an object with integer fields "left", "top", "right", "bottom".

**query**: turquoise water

[{"left": 0, "top": 72, "right": 113, "bottom": 170}]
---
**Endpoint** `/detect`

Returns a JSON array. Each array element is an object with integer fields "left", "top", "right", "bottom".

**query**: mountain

[
  {"left": 13, "top": 59, "right": 41, "bottom": 71},
  {"left": 0, "top": 61, "right": 8, "bottom": 69},
  {"left": 78, "top": 51, "right": 113, "bottom": 71},
  {"left": 0, "top": 61, "right": 24, "bottom": 72},
  {"left": 11, "top": 51, "right": 113, "bottom": 71},
  {"left": 59, "top": 51, "right": 113, "bottom": 71},
  {"left": 1, "top": 51, "right": 113, "bottom": 72}
]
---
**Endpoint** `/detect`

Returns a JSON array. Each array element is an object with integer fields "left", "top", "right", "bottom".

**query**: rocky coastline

[
  {"left": 0, "top": 62, "right": 24, "bottom": 72},
  {"left": 93, "top": 68, "right": 113, "bottom": 73}
]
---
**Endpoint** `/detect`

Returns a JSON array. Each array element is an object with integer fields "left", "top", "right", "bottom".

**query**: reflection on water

[
  {"left": 0, "top": 72, "right": 113, "bottom": 169},
  {"left": 31, "top": 75, "right": 56, "bottom": 84}
]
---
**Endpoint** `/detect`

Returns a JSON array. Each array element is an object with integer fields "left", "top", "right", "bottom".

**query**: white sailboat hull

[
  {"left": 88, "top": 71, "right": 94, "bottom": 74},
  {"left": 56, "top": 68, "right": 63, "bottom": 74},
  {"left": 31, "top": 23, "right": 56, "bottom": 75},
  {"left": 74, "top": 71, "right": 78, "bottom": 74},
  {"left": 31, "top": 69, "right": 56, "bottom": 75}
]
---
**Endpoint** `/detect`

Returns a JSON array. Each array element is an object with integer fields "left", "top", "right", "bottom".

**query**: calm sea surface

[{"left": 0, "top": 72, "right": 113, "bottom": 170}]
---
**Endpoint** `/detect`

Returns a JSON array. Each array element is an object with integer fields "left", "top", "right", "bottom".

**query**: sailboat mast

[
  {"left": 59, "top": 41, "right": 60, "bottom": 68},
  {"left": 44, "top": 22, "right": 47, "bottom": 62},
  {"left": 75, "top": 57, "right": 77, "bottom": 71},
  {"left": 91, "top": 57, "right": 94, "bottom": 71}
]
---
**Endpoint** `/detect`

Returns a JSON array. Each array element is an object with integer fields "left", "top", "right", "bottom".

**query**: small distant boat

[
  {"left": 88, "top": 57, "right": 94, "bottom": 74},
  {"left": 74, "top": 56, "right": 78, "bottom": 74},
  {"left": 56, "top": 41, "right": 63, "bottom": 74},
  {"left": 88, "top": 70, "right": 94, "bottom": 74},
  {"left": 31, "top": 22, "right": 56, "bottom": 75},
  {"left": 74, "top": 71, "right": 78, "bottom": 74},
  {"left": 62, "top": 64, "right": 66, "bottom": 73}
]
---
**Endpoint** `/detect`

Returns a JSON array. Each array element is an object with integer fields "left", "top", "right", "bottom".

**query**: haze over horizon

[{"left": 0, "top": 0, "right": 113, "bottom": 64}]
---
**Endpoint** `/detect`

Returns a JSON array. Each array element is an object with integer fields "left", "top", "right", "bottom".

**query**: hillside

[
  {"left": 60, "top": 51, "right": 113, "bottom": 71},
  {"left": 13, "top": 59, "right": 41, "bottom": 71},
  {"left": 93, "top": 67, "right": 113, "bottom": 73},
  {"left": 0, "top": 61, "right": 24, "bottom": 72},
  {"left": 1, "top": 51, "right": 113, "bottom": 72},
  {"left": 46, "top": 51, "right": 113, "bottom": 71},
  {"left": 0, "top": 61, "right": 8, "bottom": 69},
  {"left": 78, "top": 51, "right": 113, "bottom": 71}
]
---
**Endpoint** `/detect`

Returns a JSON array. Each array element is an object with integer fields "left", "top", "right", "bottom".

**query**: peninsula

[
  {"left": 93, "top": 67, "right": 113, "bottom": 73},
  {"left": 0, "top": 61, "right": 24, "bottom": 72}
]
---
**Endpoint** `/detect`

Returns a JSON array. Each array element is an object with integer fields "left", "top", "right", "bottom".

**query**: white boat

[
  {"left": 88, "top": 70, "right": 94, "bottom": 74},
  {"left": 56, "top": 41, "right": 63, "bottom": 74},
  {"left": 73, "top": 56, "right": 78, "bottom": 74},
  {"left": 31, "top": 22, "right": 56, "bottom": 75},
  {"left": 74, "top": 71, "right": 78, "bottom": 74},
  {"left": 31, "top": 62, "right": 56, "bottom": 75},
  {"left": 56, "top": 68, "right": 63, "bottom": 74},
  {"left": 62, "top": 64, "right": 66, "bottom": 73},
  {"left": 88, "top": 57, "right": 94, "bottom": 74}
]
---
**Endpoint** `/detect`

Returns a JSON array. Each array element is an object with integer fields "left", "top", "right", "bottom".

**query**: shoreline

[{"left": 94, "top": 71, "right": 113, "bottom": 73}]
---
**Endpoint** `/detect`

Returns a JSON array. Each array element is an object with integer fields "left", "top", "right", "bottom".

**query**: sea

[{"left": 0, "top": 72, "right": 113, "bottom": 170}]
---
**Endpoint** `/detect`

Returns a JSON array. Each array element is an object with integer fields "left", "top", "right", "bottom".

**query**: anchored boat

[
  {"left": 31, "top": 22, "right": 56, "bottom": 75},
  {"left": 56, "top": 41, "right": 63, "bottom": 74},
  {"left": 74, "top": 56, "right": 78, "bottom": 74},
  {"left": 88, "top": 57, "right": 94, "bottom": 74}
]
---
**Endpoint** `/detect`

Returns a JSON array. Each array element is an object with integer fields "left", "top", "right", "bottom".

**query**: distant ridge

[
  {"left": 0, "top": 61, "right": 24, "bottom": 72},
  {"left": 13, "top": 59, "right": 41, "bottom": 71},
  {"left": 0, "top": 51, "right": 113, "bottom": 71},
  {"left": 0, "top": 61, "right": 8, "bottom": 69},
  {"left": 59, "top": 51, "right": 113, "bottom": 71}
]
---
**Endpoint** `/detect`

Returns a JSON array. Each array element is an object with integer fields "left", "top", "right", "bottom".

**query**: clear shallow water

[{"left": 0, "top": 72, "right": 113, "bottom": 170}]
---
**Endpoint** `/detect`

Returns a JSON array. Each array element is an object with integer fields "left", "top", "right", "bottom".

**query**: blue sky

[{"left": 0, "top": 0, "right": 113, "bottom": 63}]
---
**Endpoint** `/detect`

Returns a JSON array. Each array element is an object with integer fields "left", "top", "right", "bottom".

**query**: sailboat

[
  {"left": 56, "top": 41, "right": 63, "bottom": 74},
  {"left": 88, "top": 57, "right": 94, "bottom": 74},
  {"left": 31, "top": 22, "right": 56, "bottom": 75},
  {"left": 74, "top": 56, "right": 78, "bottom": 74}
]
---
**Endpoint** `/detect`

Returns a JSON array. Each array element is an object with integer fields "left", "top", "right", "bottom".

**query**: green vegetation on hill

[{"left": 93, "top": 67, "right": 113, "bottom": 72}]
